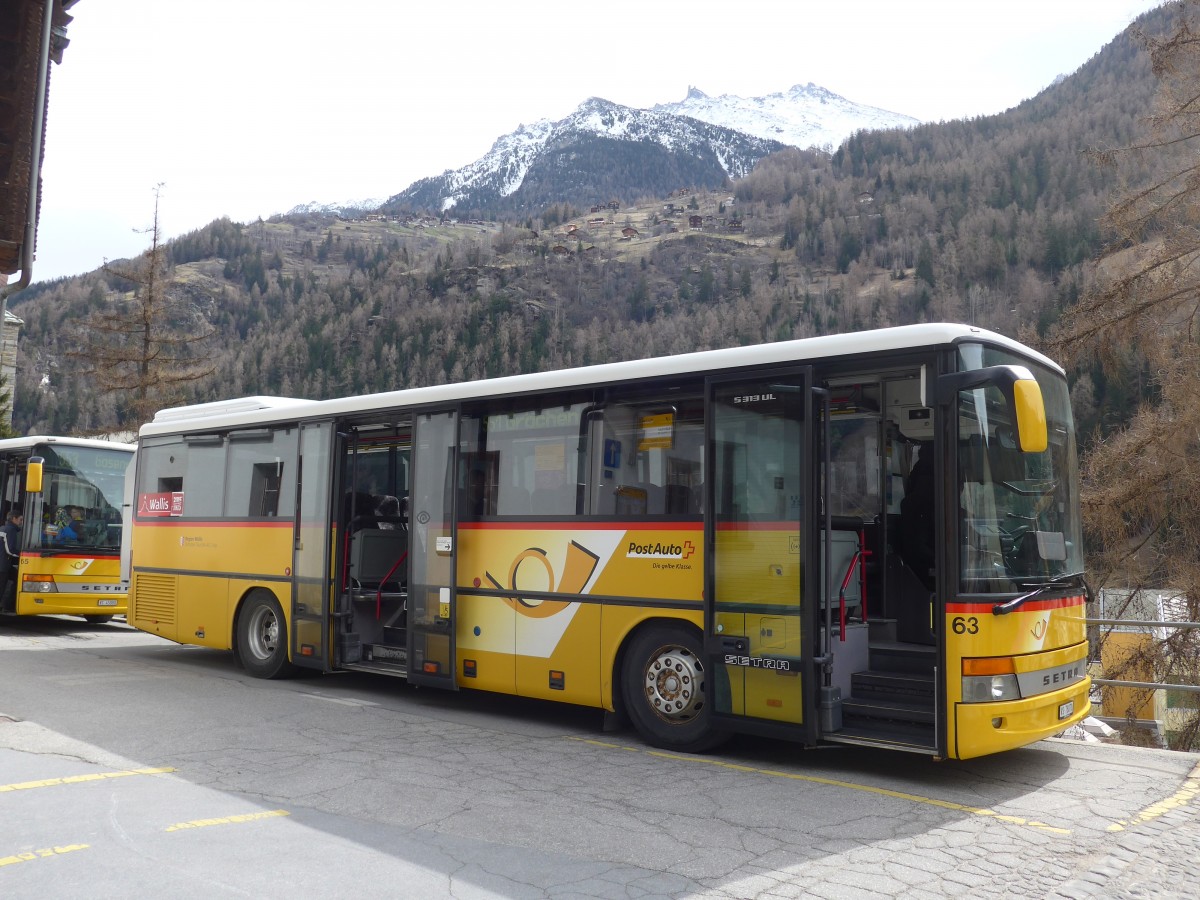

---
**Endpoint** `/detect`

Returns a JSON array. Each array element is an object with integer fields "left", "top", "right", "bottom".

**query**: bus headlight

[
  {"left": 962, "top": 674, "right": 1020, "bottom": 703},
  {"left": 22, "top": 575, "right": 58, "bottom": 593}
]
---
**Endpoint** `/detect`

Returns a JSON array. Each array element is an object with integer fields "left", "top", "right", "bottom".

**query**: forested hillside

[{"left": 5, "top": 7, "right": 1168, "bottom": 437}]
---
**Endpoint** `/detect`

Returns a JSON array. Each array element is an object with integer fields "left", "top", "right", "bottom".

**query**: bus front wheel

[
  {"left": 621, "top": 625, "right": 727, "bottom": 753},
  {"left": 83, "top": 615, "right": 113, "bottom": 624},
  {"left": 237, "top": 591, "right": 295, "bottom": 679}
]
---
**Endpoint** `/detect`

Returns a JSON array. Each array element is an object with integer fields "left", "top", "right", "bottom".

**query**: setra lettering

[
  {"left": 724, "top": 655, "right": 791, "bottom": 671},
  {"left": 1043, "top": 665, "right": 1082, "bottom": 686}
]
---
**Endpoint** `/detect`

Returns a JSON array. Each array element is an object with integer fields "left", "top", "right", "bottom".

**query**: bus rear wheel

[
  {"left": 83, "top": 615, "right": 113, "bottom": 624},
  {"left": 621, "top": 625, "right": 727, "bottom": 753},
  {"left": 237, "top": 591, "right": 295, "bottom": 679}
]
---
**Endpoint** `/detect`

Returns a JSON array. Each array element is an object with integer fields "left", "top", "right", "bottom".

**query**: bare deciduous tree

[
  {"left": 1046, "top": 0, "right": 1200, "bottom": 748},
  {"left": 69, "top": 185, "right": 215, "bottom": 429}
]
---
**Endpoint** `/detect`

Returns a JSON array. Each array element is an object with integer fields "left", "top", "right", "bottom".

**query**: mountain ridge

[
  {"left": 385, "top": 84, "right": 917, "bottom": 217},
  {"left": 653, "top": 82, "right": 919, "bottom": 151}
]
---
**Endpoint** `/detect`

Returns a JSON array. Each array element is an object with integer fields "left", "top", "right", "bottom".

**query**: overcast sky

[{"left": 27, "top": 0, "right": 1164, "bottom": 284}]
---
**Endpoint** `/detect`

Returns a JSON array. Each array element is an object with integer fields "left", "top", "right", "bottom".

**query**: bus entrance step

[
  {"left": 342, "top": 660, "right": 409, "bottom": 678},
  {"left": 867, "top": 641, "right": 936, "bottom": 674},
  {"left": 829, "top": 717, "right": 936, "bottom": 752},
  {"left": 362, "top": 643, "right": 407, "bottom": 667},
  {"left": 851, "top": 670, "right": 935, "bottom": 705},
  {"left": 841, "top": 696, "right": 935, "bottom": 726}
]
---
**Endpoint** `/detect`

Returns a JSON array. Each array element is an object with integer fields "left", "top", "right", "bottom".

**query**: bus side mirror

[
  {"left": 26, "top": 457, "right": 44, "bottom": 494},
  {"left": 936, "top": 365, "right": 1048, "bottom": 454},
  {"left": 1011, "top": 377, "right": 1048, "bottom": 453}
]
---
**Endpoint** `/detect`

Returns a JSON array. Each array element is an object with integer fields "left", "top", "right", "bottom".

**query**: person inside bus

[
  {"left": 344, "top": 491, "right": 379, "bottom": 530},
  {"left": 375, "top": 495, "right": 402, "bottom": 529},
  {"left": 56, "top": 506, "right": 88, "bottom": 544},
  {"left": 898, "top": 445, "right": 936, "bottom": 590},
  {"left": 0, "top": 510, "right": 23, "bottom": 609}
]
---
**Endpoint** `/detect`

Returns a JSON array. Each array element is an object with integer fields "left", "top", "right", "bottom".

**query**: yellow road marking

[
  {"left": 0, "top": 844, "right": 89, "bottom": 868},
  {"left": 165, "top": 810, "right": 290, "bottom": 832},
  {"left": 568, "top": 737, "right": 1070, "bottom": 834},
  {"left": 0, "top": 767, "right": 175, "bottom": 793},
  {"left": 1107, "top": 762, "right": 1200, "bottom": 832}
]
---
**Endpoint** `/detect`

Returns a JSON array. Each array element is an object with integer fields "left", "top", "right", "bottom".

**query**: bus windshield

[
  {"left": 956, "top": 345, "right": 1084, "bottom": 593},
  {"left": 30, "top": 444, "right": 130, "bottom": 553}
]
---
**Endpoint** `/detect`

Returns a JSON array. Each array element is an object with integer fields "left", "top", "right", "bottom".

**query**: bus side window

[
  {"left": 460, "top": 395, "right": 591, "bottom": 519},
  {"left": 594, "top": 394, "right": 703, "bottom": 518},
  {"left": 226, "top": 428, "right": 297, "bottom": 519}
]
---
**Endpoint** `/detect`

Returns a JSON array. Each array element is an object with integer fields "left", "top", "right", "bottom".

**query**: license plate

[
  {"left": 98, "top": 599, "right": 117, "bottom": 607},
  {"left": 1058, "top": 699, "right": 1074, "bottom": 720}
]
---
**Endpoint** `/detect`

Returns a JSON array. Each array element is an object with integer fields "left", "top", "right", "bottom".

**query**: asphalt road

[{"left": 2, "top": 615, "right": 1198, "bottom": 898}]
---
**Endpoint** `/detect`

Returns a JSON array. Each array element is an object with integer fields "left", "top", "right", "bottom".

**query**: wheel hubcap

[
  {"left": 248, "top": 606, "right": 278, "bottom": 660},
  {"left": 644, "top": 645, "right": 705, "bottom": 723}
]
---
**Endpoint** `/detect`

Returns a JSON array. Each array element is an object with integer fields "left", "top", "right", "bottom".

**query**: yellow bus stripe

[
  {"left": 569, "top": 738, "right": 1070, "bottom": 834},
  {"left": 165, "top": 810, "right": 290, "bottom": 832},
  {"left": 0, "top": 767, "right": 175, "bottom": 793},
  {"left": 0, "top": 844, "right": 89, "bottom": 867},
  {"left": 1107, "top": 762, "right": 1200, "bottom": 832}
]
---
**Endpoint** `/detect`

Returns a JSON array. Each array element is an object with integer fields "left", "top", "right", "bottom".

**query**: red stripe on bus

[
  {"left": 133, "top": 519, "right": 294, "bottom": 528},
  {"left": 457, "top": 521, "right": 702, "bottom": 531},
  {"left": 715, "top": 521, "right": 800, "bottom": 532},
  {"left": 945, "top": 595, "right": 1086, "bottom": 613},
  {"left": 19, "top": 552, "right": 118, "bottom": 559}
]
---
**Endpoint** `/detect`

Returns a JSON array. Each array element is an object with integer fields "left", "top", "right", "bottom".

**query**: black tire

[
  {"left": 236, "top": 591, "right": 295, "bottom": 679},
  {"left": 83, "top": 615, "right": 113, "bottom": 624},
  {"left": 621, "top": 624, "right": 728, "bottom": 753}
]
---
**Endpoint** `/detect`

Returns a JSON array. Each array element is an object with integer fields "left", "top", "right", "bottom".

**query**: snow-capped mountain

[
  {"left": 384, "top": 86, "right": 918, "bottom": 216},
  {"left": 386, "top": 97, "right": 790, "bottom": 216},
  {"left": 286, "top": 198, "right": 384, "bottom": 217},
  {"left": 654, "top": 84, "right": 919, "bottom": 152}
]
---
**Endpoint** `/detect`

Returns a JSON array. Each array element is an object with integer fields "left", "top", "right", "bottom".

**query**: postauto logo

[{"left": 625, "top": 538, "right": 695, "bottom": 560}]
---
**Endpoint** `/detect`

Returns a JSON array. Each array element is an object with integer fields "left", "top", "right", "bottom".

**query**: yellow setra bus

[
  {"left": 125, "top": 324, "right": 1091, "bottom": 758},
  {"left": 0, "top": 436, "right": 134, "bottom": 622}
]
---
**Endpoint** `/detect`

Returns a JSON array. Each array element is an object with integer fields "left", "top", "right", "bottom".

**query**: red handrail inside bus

[
  {"left": 376, "top": 552, "right": 408, "bottom": 619},
  {"left": 836, "top": 530, "right": 872, "bottom": 640}
]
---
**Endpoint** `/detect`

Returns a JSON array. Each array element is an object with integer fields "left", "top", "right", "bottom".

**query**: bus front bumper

[
  {"left": 955, "top": 677, "right": 1092, "bottom": 759},
  {"left": 16, "top": 589, "right": 126, "bottom": 618}
]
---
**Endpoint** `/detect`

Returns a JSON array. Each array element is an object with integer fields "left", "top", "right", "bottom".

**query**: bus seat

[
  {"left": 349, "top": 528, "right": 408, "bottom": 590},
  {"left": 344, "top": 491, "right": 380, "bottom": 530}
]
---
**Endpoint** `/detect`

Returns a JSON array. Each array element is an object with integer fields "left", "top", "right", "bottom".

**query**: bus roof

[
  {"left": 141, "top": 323, "right": 1064, "bottom": 438},
  {"left": 149, "top": 396, "right": 311, "bottom": 424},
  {"left": 0, "top": 435, "right": 136, "bottom": 454}
]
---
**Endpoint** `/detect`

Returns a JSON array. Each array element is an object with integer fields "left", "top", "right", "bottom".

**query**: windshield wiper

[
  {"left": 998, "top": 479, "right": 1058, "bottom": 497},
  {"left": 39, "top": 544, "right": 115, "bottom": 556},
  {"left": 992, "top": 571, "right": 1089, "bottom": 616}
]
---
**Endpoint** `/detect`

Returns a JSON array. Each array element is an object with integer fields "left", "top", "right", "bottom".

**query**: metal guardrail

[
  {"left": 1091, "top": 679, "right": 1200, "bottom": 694},
  {"left": 1087, "top": 618, "right": 1200, "bottom": 629},
  {"left": 1085, "top": 616, "right": 1200, "bottom": 694}
]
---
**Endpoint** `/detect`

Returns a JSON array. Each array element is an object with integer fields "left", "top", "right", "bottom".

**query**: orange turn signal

[{"left": 962, "top": 657, "right": 1016, "bottom": 676}]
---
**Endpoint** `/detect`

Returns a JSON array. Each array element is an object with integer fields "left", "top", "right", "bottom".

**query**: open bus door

[
  {"left": 705, "top": 368, "right": 820, "bottom": 743},
  {"left": 407, "top": 410, "right": 458, "bottom": 689},
  {"left": 291, "top": 421, "right": 334, "bottom": 670}
]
